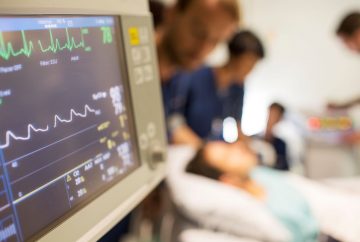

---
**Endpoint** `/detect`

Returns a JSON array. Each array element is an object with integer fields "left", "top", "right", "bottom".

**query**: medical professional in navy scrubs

[{"left": 169, "top": 30, "right": 265, "bottom": 148}]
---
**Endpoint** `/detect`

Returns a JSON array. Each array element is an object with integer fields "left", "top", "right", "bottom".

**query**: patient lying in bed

[{"left": 186, "top": 141, "right": 360, "bottom": 242}]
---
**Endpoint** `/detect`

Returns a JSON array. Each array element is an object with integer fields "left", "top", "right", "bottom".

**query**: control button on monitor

[
  {"left": 147, "top": 143, "right": 165, "bottom": 169},
  {"left": 131, "top": 47, "right": 142, "bottom": 65},
  {"left": 139, "top": 133, "right": 149, "bottom": 150},
  {"left": 139, "top": 27, "right": 149, "bottom": 44},
  {"left": 143, "top": 65, "right": 153, "bottom": 82},
  {"left": 128, "top": 27, "right": 140, "bottom": 46},
  {"left": 141, "top": 46, "right": 151, "bottom": 63},
  {"left": 147, "top": 122, "right": 156, "bottom": 138},
  {"left": 134, "top": 66, "right": 144, "bottom": 85},
  {"left": 151, "top": 146, "right": 165, "bottom": 163}
]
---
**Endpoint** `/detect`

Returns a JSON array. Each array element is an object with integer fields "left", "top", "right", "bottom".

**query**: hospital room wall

[{"left": 235, "top": 0, "right": 360, "bottom": 135}]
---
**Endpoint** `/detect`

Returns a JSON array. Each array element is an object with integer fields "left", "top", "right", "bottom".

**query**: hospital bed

[
  {"left": 165, "top": 145, "right": 290, "bottom": 242},
  {"left": 165, "top": 145, "right": 360, "bottom": 242}
]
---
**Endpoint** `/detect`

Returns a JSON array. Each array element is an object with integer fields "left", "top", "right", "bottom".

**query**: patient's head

[
  {"left": 187, "top": 142, "right": 265, "bottom": 198},
  {"left": 186, "top": 141, "right": 257, "bottom": 181}
]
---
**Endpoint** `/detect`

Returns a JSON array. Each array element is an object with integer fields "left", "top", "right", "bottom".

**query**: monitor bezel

[{"left": 0, "top": 14, "right": 142, "bottom": 241}]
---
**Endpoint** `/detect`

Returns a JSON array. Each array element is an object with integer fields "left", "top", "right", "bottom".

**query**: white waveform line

[
  {"left": 53, "top": 104, "right": 97, "bottom": 128},
  {"left": 0, "top": 124, "right": 49, "bottom": 149},
  {"left": 0, "top": 104, "right": 98, "bottom": 150}
]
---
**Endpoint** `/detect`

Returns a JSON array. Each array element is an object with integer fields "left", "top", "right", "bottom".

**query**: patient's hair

[
  {"left": 228, "top": 30, "right": 265, "bottom": 59},
  {"left": 337, "top": 12, "right": 360, "bottom": 36},
  {"left": 186, "top": 148, "right": 222, "bottom": 180}
]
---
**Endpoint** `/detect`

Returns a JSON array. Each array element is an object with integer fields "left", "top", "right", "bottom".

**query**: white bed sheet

[{"left": 288, "top": 174, "right": 360, "bottom": 242}]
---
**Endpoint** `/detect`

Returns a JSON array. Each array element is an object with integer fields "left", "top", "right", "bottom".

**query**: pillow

[
  {"left": 179, "top": 229, "right": 262, "bottom": 242},
  {"left": 166, "top": 145, "right": 291, "bottom": 242}
]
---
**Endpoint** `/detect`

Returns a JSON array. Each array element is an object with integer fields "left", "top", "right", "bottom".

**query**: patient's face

[{"left": 204, "top": 141, "right": 257, "bottom": 177}]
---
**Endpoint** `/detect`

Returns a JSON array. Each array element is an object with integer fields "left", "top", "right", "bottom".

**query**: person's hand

[
  {"left": 342, "top": 132, "right": 360, "bottom": 145},
  {"left": 170, "top": 120, "right": 203, "bottom": 149}
]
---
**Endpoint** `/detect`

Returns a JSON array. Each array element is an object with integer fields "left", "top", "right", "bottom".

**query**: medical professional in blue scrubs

[{"left": 169, "top": 30, "right": 265, "bottom": 148}]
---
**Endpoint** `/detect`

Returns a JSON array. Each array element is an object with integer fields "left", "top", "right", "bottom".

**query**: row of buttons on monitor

[
  {"left": 134, "top": 65, "right": 153, "bottom": 85},
  {"left": 139, "top": 122, "right": 165, "bottom": 166},
  {"left": 129, "top": 26, "right": 154, "bottom": 85},
  {"left": 128, "top": 25, "right": 164, "bottom": 165},
  {"left": 131, "top": 46, "right": 151, "bottom": 65}
]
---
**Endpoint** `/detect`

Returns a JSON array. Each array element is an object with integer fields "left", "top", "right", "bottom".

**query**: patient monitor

[{"left": 0, "top": 0, "right": 167, "bottom": 241}]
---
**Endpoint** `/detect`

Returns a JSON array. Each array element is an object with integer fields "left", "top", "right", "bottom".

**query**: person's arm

[
  {"left": 234, "top": 86, "right": 249, "bottom": 143},
  {"left": 171, "top": 124, "right": 203, "bottom": 149},
  {"left": 168, "top": 113, "right": 203, "bottom": 149},
  {"left": 237, "top": 123, "right": 251, "bottom": 144},
  {"left": 328, "top": 97, "right": 360, "bottom": 109}
]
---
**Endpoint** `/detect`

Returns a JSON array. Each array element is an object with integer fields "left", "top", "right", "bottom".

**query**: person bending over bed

[{"left": 186, "top": 141, "right": 360, "bottom": 242}]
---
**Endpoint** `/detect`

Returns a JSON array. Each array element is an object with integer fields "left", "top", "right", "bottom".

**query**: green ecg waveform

[
  {"left": 0, "top": 31, "right": 34, "bottom": 60},
  {"left": 0, "top": 28, "right": 93, "bottom": 61},
  {"left": 38, "top": 28, "right": 92, "bottom": 54}
]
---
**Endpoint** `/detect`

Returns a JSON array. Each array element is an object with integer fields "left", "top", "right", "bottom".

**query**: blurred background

[
  {"left": 155, "top": 0, "right": 360, "bottom": 178},
  {"left": 158, "top": 0, "right": 360, "bottom": 129},
  {"left": 209, "top": 0, "right": 360, "bottom": 135}
]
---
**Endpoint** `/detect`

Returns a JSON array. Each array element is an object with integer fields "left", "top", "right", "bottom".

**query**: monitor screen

[{"left": 0, "top": 15, "right": 140, "bottom": 241}]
